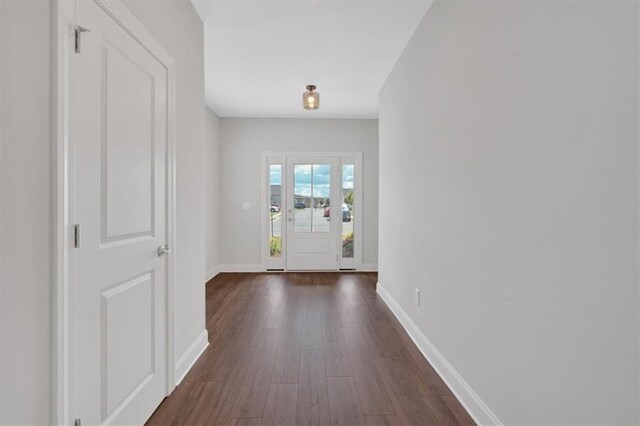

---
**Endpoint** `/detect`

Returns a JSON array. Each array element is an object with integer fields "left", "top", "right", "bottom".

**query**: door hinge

[
  {"left": 74, "top": 224, "right": 80, "bottom": 248},
  {"left": 75, "top": 25, "right": 90, "bottom": 53},
  {"left": 74, "top": 418, "right": 81, "bottom": 426}
]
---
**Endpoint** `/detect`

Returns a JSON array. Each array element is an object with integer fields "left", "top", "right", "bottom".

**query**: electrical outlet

[
  {"left": 242, "top": 202, "right": 250, "bottom": 210},
  {"left": 415, "top": 288, "right": 420, "bottom": 305}
]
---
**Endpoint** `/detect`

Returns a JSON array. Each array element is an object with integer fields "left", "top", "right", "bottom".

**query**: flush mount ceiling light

[{"left": 303, "top": 85, "right": 319, "bottom": 110}]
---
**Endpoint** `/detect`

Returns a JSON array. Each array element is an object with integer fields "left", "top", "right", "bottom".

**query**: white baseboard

[
  {"left": 175, "top": 329, "right": 209, "bottom": 386},
  {"left": 214, "top": 263, "right": 377, "bottom": 273},
  {"left": 360, "top": 263, "right": 378, "bottom": 271},
  {"left": 376, "top": 282, "right": 502, "bottom": 426},
  {"left": 218, "top": 263, "right": 264, "bottom": 273},
  {"left": 206, "top": 265, "right": 221, "bottom": 282}
]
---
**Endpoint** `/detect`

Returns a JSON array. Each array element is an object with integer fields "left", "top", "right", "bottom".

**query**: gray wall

[
  {"left": 378, "top": 1, "right": 639, "bottom": 424},
  {"left": 0, "top": 1, "right": 207, "bottom": 423},
  {"left": 0, "top": 1, "right": 53, "bottom": 423},
  {"left": 219, "top": 118, "right": 379, "bottom": 268},
  {"left": 121, "top": 0, "right": 207, "bottom": 376},
  {"left": 205, "top": 107, "right": 221, "bottom": 277}
]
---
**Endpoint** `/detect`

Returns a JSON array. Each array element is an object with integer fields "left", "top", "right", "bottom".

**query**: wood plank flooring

[{"left": 146, "top": 273, "right": 475, "bottom": 425}]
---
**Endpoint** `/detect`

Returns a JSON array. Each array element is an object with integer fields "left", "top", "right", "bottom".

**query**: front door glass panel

[
  {"left": 293, "top": 164, "right": 331, "bottom": 233},
  {"left": 341, "top": 164, "right": 354, "bottom": 258},
  {"left": 269, "top": 164, "right": 282, "bottom": 258}
]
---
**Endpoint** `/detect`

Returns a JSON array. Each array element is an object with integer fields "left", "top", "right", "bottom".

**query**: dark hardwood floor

[{"left": 146, "top": 273, "right": 475, "bottom": 425}]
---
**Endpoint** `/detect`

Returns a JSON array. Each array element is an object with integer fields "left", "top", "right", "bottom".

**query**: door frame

[
  {"left": 261, "top": 151, "right": 364, "bottom": 271},
  {"left": 52, "top": 1, "right": 177, "bottom": 424}
]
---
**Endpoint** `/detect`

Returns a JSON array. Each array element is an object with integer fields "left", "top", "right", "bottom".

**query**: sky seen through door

[{"left": 270, "top": 163, "right": 353, "bottom": 197}]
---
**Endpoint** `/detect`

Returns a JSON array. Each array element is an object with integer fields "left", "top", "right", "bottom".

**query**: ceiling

[{"left": 192, "top": 0, "right": 432, "bottom": 119}]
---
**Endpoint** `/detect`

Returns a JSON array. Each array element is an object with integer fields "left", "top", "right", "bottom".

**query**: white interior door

[
  {"left": 286, "top": 157, "right": 338, "bottom": 270},
  {"left": 73, "top": 1, "right": 170, "bottom": 424}
]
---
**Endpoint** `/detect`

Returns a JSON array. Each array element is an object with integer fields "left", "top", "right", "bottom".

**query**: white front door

[
  {"left": 286, "top": 157, "right": 339, "bottom": 270},
  {"left": 73, "top": 1, "right": 170, "bottom": 424}
]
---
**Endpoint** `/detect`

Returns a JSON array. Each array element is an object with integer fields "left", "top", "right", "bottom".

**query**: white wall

[
  {"left": 0, "top": 1, "right": 208, "bottom": 423},
  {"left": 205, "top": 107, "right": 221, "bottom": 278},
  {"left": 0, "top": 1, "right": 53, "bottom": 423},
  {"left": 219, "top": 118, "right": 379, "bottom": 268},
  {"left": 121, "top": 0, "right": 208, "bottom": 380},
  {"left": 379, "top": 1, "right": 638, "bottom": 424}
]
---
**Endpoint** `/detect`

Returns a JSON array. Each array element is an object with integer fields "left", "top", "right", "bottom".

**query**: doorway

[
  {"left": 263, "top": 152, "right": 362, "bottom": 271},
  {"left": 55, "top": 1, "right": 177, "bottom": 424}
]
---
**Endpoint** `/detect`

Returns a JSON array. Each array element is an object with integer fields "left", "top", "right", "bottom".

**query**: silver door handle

[{"left": 157, "top": 244, "right": 170, "bottom": 257}]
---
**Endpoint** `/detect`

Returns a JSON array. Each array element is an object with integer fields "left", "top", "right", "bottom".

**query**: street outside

[{"left": 269, "top": 207, "right": 353, "bottom": 236}]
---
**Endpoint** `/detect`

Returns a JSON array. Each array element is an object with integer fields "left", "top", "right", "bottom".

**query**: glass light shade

[{"left": 303, "top": 86, "right": 319, "bottom": 110}]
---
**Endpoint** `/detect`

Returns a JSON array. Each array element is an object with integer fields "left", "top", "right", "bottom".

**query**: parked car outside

[
  {"left": 324, "top": 204, "right": 352, "bottom": 222},
  {"left": 294, "top": 202, "right": 306, "bottom": 209},
  {"left": 270, "top": 204, "right": 280, "bottom": 212},
  {"left": 342, "top": 203, "right": 351, "bottom": 222}
]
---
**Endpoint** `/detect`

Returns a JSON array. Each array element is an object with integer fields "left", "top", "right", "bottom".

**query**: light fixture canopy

[{"left": 303, "top": 84, "right": 319, "bottom": 110}]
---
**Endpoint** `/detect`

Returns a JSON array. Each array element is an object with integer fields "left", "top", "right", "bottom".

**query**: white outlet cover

[{"left": 242, "top": 202, "right": 250, "bottom": 210}]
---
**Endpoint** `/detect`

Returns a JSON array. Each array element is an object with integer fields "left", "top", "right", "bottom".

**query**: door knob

[{"left": 157, "top": 244, "right": 170, "bottom": 257}]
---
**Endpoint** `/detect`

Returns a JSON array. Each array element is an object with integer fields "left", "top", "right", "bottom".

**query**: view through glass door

[
  {"left": 286, "top": 157, "right": 338, "bottom": 270},
  {"left": 264, "top": 153, "right": 362, "bottom": 271}
]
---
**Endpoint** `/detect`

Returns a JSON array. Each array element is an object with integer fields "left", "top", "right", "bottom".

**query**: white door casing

[{"left": 71, "top": 1, "right": 174, "bottom": 424}]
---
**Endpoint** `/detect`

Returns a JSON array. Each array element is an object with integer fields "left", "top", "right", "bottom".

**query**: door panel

[
  {"left": 74, "top": 1, "right": 169, "bottom": 424},
  {"left": 286, "top": 158, "right": 338, "bottom": 270},
  {"left": 290, "top": 238, "right": 331, "bottom": 254},
  {"left": 100, "top": 43, "right": 155, "bottom": 243},
  {"left": 101, "top": 273, "right": 154, "bottom": 418}
]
